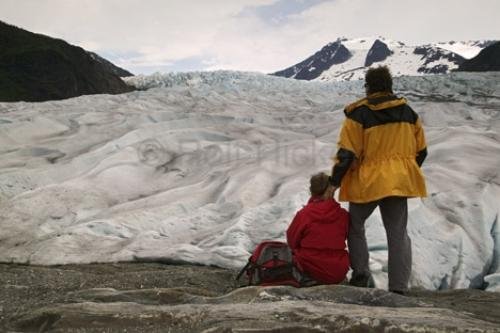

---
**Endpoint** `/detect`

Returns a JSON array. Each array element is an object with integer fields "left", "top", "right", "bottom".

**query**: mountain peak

[
  {"left": 272, "top": 41, "right": 351, "bottom": 80},
  {"left": 365, "top": 39, "right": 393, "bottom": 67}
]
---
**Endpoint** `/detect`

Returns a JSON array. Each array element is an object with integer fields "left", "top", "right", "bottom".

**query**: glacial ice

[{"left": 0, "top": 70, "right": 499, "bottom": 291}]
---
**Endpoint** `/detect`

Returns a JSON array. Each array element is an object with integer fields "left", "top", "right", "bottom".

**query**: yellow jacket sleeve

[{"left": 338, "top": 118, "right": 364, "bottom": 158}]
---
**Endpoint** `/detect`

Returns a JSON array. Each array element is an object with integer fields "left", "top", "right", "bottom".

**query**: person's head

[
  {"left": 364, "top": 65, "right": 393, "bottom": 95},
  {"left": 309, "top": 172, "right": 331, "bottom": 197}
]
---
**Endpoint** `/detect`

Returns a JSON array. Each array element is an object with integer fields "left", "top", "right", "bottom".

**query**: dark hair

[
  {"left": 309, "top": 172, "right": 330, "bottom": 196},
  {"left": 365, "top": 66, "right": 393, "bottom": 94}
]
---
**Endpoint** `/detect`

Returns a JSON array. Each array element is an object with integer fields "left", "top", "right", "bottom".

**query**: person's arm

[
  {"left": 330, "top": 148, "right": 356, "bottom": 187},
  {"left": 286, "top": 212, "right": 305, "bottom": 251},
  {"left": 330, "top": 114, "right": 364, "bottom": 187},
  {"left": 415, "top": 117, "right": 427, "bottom": 167}
]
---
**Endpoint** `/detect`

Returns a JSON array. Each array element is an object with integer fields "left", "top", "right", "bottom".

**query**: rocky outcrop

[
  {"left": 0, "top": 21, "right": 134, "bottom": 102},
  {"left": 12, "top": 286, "right": 500, "bottom": 332},
  {"left": 365, "top": 39, "right": 393, "bottom": 67},
  {"left": 2, "top": 263, "right": 500, "bottom": 332}
]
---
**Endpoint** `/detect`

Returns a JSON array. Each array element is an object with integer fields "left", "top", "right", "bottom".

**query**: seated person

[{"left": 287, "top": 172, "right": 350, "bottom": 284}]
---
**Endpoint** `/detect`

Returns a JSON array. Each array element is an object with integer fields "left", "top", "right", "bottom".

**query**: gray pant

[{"left": 348, "top": 196, "right": 412, "bottom": 291}]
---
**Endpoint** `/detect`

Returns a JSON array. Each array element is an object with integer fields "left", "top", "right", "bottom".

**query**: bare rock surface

[{"left": 1, "top": 263, "right": 500, "bottom": 332}]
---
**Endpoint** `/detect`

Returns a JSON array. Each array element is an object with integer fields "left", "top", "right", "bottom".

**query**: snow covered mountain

[
  {"left": 458, "top": 41, "right": 500, "bottom": 72},
  {"left": 272, "top": 37, "right": 496, "bottom": 81},
  {"left": 435, "top": 40, "right": 497, "bottom": 59},
  {"left": 0, "top": 70, "right": 499, "bottom": 292}
]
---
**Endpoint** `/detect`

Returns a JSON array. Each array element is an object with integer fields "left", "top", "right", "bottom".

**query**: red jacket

[{"left": 287, "top": 197, "right": 350, "bottom": 284}]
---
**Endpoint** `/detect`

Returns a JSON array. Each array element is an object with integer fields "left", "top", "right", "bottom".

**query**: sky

[{"left": 1, "top": 0, "right": 499, "bottom": 75}]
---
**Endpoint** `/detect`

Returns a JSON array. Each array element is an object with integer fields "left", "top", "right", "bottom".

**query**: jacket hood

[{"left": 304, "top": 197, "right": 343, "bottom": 224}]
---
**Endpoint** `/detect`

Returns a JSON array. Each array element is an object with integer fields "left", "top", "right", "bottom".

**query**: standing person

[
  {"left": 287, "top": 172, "right": 350, "bottom": 285},
  {"left": 329, "top": 66, "right": 427, "bottom": 294}
]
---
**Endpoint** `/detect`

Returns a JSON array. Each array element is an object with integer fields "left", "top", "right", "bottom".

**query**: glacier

[{"left": 0, "top": 71, "right": 499, "bottom": 292}]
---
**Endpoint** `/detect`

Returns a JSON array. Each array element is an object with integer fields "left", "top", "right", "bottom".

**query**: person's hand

[{"left": 323, "top": 185, "right": 336, "bottom": 199}]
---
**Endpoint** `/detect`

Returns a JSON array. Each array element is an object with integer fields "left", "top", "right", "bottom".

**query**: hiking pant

[{"left": 348, "top": 196, "right": 412, "bottom": 291}]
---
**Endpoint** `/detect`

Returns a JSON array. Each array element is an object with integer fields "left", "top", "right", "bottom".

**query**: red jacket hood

[{"left": 303, "top": 197, "right": 343, "bottom": 224}]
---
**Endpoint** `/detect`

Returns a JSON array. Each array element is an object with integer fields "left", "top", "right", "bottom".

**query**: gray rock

[
  {"left": 12, "top": 297, "right": 500, "bottom": 332},
  {"left": 2, "top": 263, "right": 500, "bottom": 332}
]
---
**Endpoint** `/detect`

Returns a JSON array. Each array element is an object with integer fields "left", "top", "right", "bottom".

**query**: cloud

[
  {"left": 239, "top": 0, "right": 332, "bottom": 26},
  {"left": 283, "top": 0, "right": 500, "bottom": 44},
  {"left": 1, "top": 0, "right": 499, "bottom": 74},
  {"left": 206, "top": 0, "right": 500, "bottom": 72},
  {"left": 0, "top": 0, "right": 275, "bottom": 73}
]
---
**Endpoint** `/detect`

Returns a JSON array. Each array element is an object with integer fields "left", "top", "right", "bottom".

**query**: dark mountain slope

[
  {"left": 365, "top": 39, "right": 393, "bottom": 67},
  {"left": 272, "top": 40, "right": 351, "bottom": 80},
  {"left": 0, "top": 21, "right": 133, "bottom": 102},
  {"left": 458, "top": 41, "right": 500, "bottom": 72},
  {"left": 88, "top": 51, "right": 133, "bottom": 77}
]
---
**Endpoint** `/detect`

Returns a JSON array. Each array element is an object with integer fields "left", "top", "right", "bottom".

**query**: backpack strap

[{"left": 235, "top": 260, "right": 252, "bottom": 281}]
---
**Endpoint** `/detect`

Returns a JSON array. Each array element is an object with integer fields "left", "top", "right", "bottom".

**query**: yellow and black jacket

[{"left": 331, "top": 92, "right": 427, "bottom": 203}]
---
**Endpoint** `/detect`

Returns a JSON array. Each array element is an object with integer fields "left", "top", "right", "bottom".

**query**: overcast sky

[{"left": 2, "top": 0, "right": 499, "bottom": 74}]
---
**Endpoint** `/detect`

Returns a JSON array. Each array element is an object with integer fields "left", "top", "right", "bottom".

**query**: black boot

[
  {"left": 349, "top": 272, "right": 375, "bottom": 288},
  {"left": 389, "top": 289, "right": 407, "bottom": 296}
]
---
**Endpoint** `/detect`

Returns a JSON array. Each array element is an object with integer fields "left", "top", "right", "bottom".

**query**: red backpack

[{"left": 236, "top": 241, "right": 302, "bottom": 287}]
